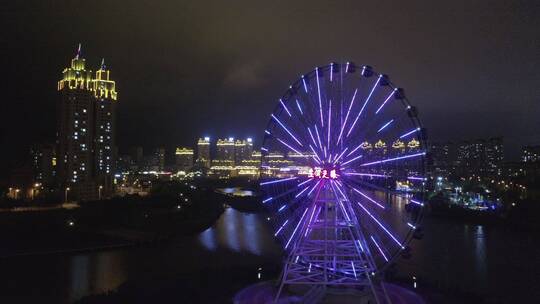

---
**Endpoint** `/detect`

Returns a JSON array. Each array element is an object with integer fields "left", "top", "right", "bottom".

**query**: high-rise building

[
  {"left": 30, "top": 143, "right": 56, "bottom": 186},
  {"left": 429, "top": 141, "right": 454, "bottom": 177},
  {"left": 153, "top": 148, "right": 166, "bottom": 172},
  {"left": 522, "top": 145, "right": 540, "bottom": 163},
  {"left": 175, "top": 147, "right": 194, "bottom": 172},
  {"left": 234, "top": 138, "right": 253, "bottom": 164},
  {"left": 197, "top": 137, "right": 211, "bottom": 168},
  {"left": 56, "top": 45, "right": 118, "bottom": 200},
  {"left": 453, "top": 138, "right": 504, "bottom": 177},
  {"left": 130, "top": 146, "right": 144, "bottom": 170},
  {"left": 216, "top": 138, "right": 235, "bottom": 166},
  {"left": 93, "top": 59, "right": 117, "bottom": 194}
]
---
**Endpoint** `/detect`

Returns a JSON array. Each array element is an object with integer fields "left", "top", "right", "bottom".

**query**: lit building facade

[
  {"left": 196, "top": 137, "right": 211, "bottom": 168},
  {"left": 56, "top": 45, "right": 118, "bottom": 200},
  {"left": 30, "top": 143, "right": 56, "bottom": 187},
  {"left": 522, "top": 145, "right": 540, "bottom": 163},
  {"left": 175, "top": 147, "right": 194, "bottom": 172},
  {"left": 234, "top": 138, "right": 254, "bottom": 164},
  {"left": 215, "top": 138, "right": 236, "bottom": 165}
]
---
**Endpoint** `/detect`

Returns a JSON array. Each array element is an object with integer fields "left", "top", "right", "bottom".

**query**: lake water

[{"left": 0, "top": 206, "right": 538, "bottom": 303}]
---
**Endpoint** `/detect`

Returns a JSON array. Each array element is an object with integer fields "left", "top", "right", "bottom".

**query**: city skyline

[{"left": 2, "top": 1, "right": 540, "bottom": 178}]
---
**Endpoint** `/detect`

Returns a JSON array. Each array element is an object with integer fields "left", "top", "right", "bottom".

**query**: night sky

[{"left": 1, "top": 1, "right": 539, "bottom": 174}]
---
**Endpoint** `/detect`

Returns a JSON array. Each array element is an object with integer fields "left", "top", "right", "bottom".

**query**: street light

[
  {"left": 98, "top": 185, "right": 103, "bottom": 200},
  {"left": 65, "top": 187, "right": 70, "bottom": 203}
]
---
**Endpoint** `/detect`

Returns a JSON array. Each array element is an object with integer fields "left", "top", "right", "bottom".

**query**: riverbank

[{"left": 0, "top": 182, "right": 224, "bottom": 257}]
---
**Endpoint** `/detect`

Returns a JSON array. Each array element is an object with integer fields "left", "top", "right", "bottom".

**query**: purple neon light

[
  {"left": 407, "top": 222, "right": 416, "bottom": 229},
  {"left": 264, "top": 130, "right": 271, "bottom": 135},
  {"left": 377, "top": 119, "right": 394, "bottom": 133},
  {"left": 346, "top": 173, "right": 389, "bottom": 178},
  {"left": 314, "top": 125, "right": 323, "bottom": 150},
  {"left": 261, "top": 147, "right": 268, "bottom": 152},
  {"left": 262, "top": 197, "right": 273, "bottom": 203},
  {"left": 330, "top": 181, "right": 350, "bottom": 221},
  {"left": 274, "top": 219, "right": 289, "bottom": 236},
  {"left": 278, "top": 205, "right": 287, "bottom": 212},
  {"left": 408, "top": 176, "right": 426, "bottom": 181},
  {"left": 410, "top": 199, "right": 424, "bottom": 206},
  {"left": 356, "top": 239, "right": 364, "bottom": 252},
  {"left": 333, "top": 147, "right": 349, "bottom": 164},
  {"left": 330, "top": 63, "right": 333, "bottom": 82},
  {"left": 360, "top": 152, "right": 425, "bottom": 167},
  {"left": 316, "top": 68, "right": 324, "bottom": 127},
  {"left": 307, "top": 179, "right": 322, "bottom": 196},
  {"left": 307, "top": 127, "right": 318, "bottom": 149},
  {"left": 305, "top": 205, "right": 318, "bottom": 236},
  {"left": 279, "top": 99, "right": 292, "bottom": 117},
  {"left": 346, "top": 142, "right": 364, "bottom": 157},
  {"left": 298, "top": 178, "right": 313, "bottom": 187},
  {"left": 309, "top": 145, "right": 322, "bottom": 163},
  {"left": 260, "top": 176, "right": 297, "bottom": 186},
  {"left": 271, "top": 114, "right": 303, "bottom": 146},
  {"left": 351, "top": 261, "right": 357, "bottom": 278},
  {"left": 375, "top": 88, "right": 397, "bottom": 114},
  {"left": 327, "top": 99, "right": 331, "bottom": 150},
  {"left": 357, "top": 202, "right": 404, "bottom": 248},
  {"left": 337, "top": 88, "right": 358, "bottom": 144},
  {"left": 341, "top": 154, "right": 364, "bottom": 166},
  {"left": 345, "top": 62, "right": 350, "bottom": 73},
  {"left": 276, "top": 137, "right": 303, "bottom": 155},
  {"left": 370, "top": 235, "right": 389, "bottom": 262},
  {"left": 352, "top": 188, "right": 385, "bottom": 209},
  {"left": 296, "top": 99, "right": 304, "bottom": 115},
  {"left": 347, "top": 75, "right": 382, "bottom": 137},
  {"left": 399, "top": 127, "right": 421, "bottom": 139},
  {"left": 302, "top": 76, "right": 308, "bottom": 93},
  {"left": 295, "top": 185, "right": 310, "bottom": 198},
  {"left": 334, "top": 181, "right": 347, "bottom": 200},
  {"left": 285, "top": 207, "right": 309, "bottom": 249}
]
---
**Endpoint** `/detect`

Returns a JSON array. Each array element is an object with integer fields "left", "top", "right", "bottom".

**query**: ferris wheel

[{"left": 259, "top": 62, "right": 427, "bottom": 303}]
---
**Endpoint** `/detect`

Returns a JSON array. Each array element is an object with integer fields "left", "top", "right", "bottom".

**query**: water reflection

[
  {"left": 474, "top": 225, "right": 487, "bottom": 278},
  {"left": 67, "top": 252, "right": 128, "bottom": 302},
  {"left": 198, "top": 208, "right": 268, "bottom": 255}
]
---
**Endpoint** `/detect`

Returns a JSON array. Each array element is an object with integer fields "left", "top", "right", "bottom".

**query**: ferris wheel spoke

[
  {"left": 337, "top": 88, "right": 358, "bottom": 144},
  {"left": 355, "top": 201, "right": 405, "bottom": 249},
  {"left": 376, "top": 119, "right": 394, "bottom": 133},
  {"left": 262, "top": 179, "right": 312, "bottom": 204},
  {"left": 351, "top": 187, "right": 386, "bottom": 209},
  {"left": 316, "top": 67, "right": 324, "bottom": 128},
  {"left": 359, "top": 151, "right": 426, "bottom": 167},
  {"left": 327, "top": 99, "right": 332, "bottom": 155},
  {"left": 271, "top": 114, "right": 303, "bottom": 147},
  {"left": 374, "top": 88, "right": 398, "bottom": 115},
  {"left": 398, "top": 127, "right": 421, "bottom": 140},
  {"left": 344, "top": 172, "right": 390, "bottom": 178},
  {"left": 370, "top": 235, "right": 389, "bottom": 262},
  {"left": 346, "top": 75, "right": 382, "bottom": 138},
  {"left": 259, "top": 176, "right": 298, "bottom": 186},
  {"left": 275, "top": 137, "right": 304, "bottom": 156}
]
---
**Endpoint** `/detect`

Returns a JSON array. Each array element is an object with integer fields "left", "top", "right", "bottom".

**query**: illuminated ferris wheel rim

[{"left": 259, "top": 61, "right": 427, "bottom": 277}]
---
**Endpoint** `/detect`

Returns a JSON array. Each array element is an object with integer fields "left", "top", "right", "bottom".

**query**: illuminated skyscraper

[
  {"left": 216, "top": 137, "right": 235, "bottom": 165},
  {"left": 175, "top": 147, "right": 194, "bottom": 172},
  {"left": 197, "top": 137, "right": 211, "bottom": 168},
  {"left": 234, "top": 138, "right": 253, "bottom": 164},
  {"left": 56, "top": 45, "right": 118, "bottom": 200},
  {"left": 93, "top": 59, "right": 117, "bottom": 193}
]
